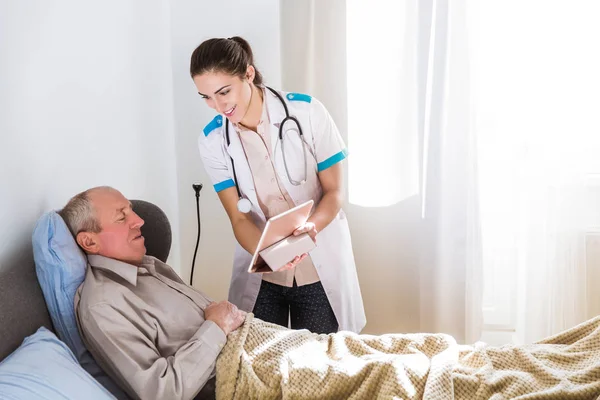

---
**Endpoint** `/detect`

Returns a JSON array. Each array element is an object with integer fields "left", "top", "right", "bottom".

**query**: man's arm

[{"left": 81, "top": 303, "right": 227, "bottom": 400}]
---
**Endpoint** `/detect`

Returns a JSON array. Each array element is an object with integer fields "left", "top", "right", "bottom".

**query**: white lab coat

[{"left": 198, "top": 88, "right": 366, "bottom": 333}]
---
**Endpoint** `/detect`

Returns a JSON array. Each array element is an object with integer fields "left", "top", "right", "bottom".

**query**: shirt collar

[
  {"left": 264, "top": 87, "right": 286, "bottom": 129},
  {"left": 87, "top": 254, "right": 156, "bottom": 286}
]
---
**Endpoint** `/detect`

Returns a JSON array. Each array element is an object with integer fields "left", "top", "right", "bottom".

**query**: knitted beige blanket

[{"left": 215, "top": 315, "right": 600, "bottom": 399}]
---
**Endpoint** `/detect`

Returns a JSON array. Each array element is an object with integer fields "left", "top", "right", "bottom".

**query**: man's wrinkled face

[{"left": 85, "top": 189, "right": 146, "bottom": 265}]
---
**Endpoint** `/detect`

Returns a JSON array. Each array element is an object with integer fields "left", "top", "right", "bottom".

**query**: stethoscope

[{"left": 226, "top": 86, "right": 308, "bottom": 213}]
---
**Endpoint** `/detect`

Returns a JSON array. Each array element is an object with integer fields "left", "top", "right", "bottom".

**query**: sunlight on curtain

[
  {"left": 469, "top": 0, "right": 600, "bottom": 342},
  {"left": 417, "top": 0, "right": 484, "bottom": 344},
  {"left": 346, "top": 0, "right": 418, "bottom": 207}
]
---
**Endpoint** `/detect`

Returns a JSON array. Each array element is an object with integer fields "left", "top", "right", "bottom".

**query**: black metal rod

[{"left": 191, "top": 183, "right": 203, "bottom": 286}]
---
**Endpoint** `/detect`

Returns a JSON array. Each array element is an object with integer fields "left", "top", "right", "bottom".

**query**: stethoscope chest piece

[{"left": 237, "top": 197, "right": 252, "bottom": 213}]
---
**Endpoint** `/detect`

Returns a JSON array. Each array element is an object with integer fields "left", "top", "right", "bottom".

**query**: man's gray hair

[{"left": 59, "top": 186, "right": 114, "bottom": 237}]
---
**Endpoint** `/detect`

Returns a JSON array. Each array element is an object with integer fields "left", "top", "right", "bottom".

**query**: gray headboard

[{"left": 0, "top": 257, "right": 53, "bottom": 361}]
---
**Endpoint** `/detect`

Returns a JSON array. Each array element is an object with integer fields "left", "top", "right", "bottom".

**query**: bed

[{"left": 3, "top": 200, "right": 600, "bottom": 400}]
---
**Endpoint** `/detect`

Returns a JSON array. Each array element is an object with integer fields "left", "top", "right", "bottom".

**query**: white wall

[
  {"left": 0, "top": 1, "right": 181, "bottom": 274},
  {"left": 169, "top": 0, "right": 281, "bottom": 298}
]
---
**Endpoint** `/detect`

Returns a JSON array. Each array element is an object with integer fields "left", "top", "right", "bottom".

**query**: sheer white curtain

[
  {"left": 280, "top": 0, "right": 483, "bottom": 342},
  {"left": 468, "top": 0, "right": 600, "bottom": 343},
  {"left": 418, "top": 0, "right": 483, "bottom": 344},
  {"left": 280, "top": 0, "right": 600, "bottom": 343}
]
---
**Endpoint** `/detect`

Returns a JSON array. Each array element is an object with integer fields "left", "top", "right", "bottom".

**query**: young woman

[{"left": 190, "top": 37, "right": 365, "bottom": 334}]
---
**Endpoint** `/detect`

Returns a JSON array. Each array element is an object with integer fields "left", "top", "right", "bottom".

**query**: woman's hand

[
  {"left": 293, "top": 221, "right": 318, "bottom": 242},
  {"left": 273, "top": 223, "right": 317, "bottom": 272},
  {"left": 276, "top": 253, "right": 308, "bottom": 272}
]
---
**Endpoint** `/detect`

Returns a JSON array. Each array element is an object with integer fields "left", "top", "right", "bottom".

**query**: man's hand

[{"left": 204, "top": 301, "right": 245, "bottom": 335}]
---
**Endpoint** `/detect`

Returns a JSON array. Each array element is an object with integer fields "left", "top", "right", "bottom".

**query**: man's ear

[{"left": 76, "top": 231, "right": 100, "bottom": 254}]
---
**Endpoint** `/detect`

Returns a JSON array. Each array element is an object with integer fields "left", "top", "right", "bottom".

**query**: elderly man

[
  {"left": 62, "top": 186, "right": 600, "bottom": 400},
  {"left": 60, "top": 186, "right": 242, "bottom": 400}
]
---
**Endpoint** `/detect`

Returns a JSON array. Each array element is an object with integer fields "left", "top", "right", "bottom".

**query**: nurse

[{"left": 190, "top": 36, "right": 365, "bottom": 334}]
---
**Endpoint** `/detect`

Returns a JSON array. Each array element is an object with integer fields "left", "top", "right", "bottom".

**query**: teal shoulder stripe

[
  {"left": 203, "top": 115, "right": 224, "bottom": 137},
  {"left": 286, "top": 92, "right": 312, "bottom": 103},
  {"left": 213, "top": 179, "right": 235, "bottom": 192},
  {"left": 317, "top": 149, "right": 348, "bottom": 172}
]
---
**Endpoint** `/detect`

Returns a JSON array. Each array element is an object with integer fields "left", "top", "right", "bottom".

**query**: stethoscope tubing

[{"left": 225, "top": 86, "right": 308, "bottom": 209}]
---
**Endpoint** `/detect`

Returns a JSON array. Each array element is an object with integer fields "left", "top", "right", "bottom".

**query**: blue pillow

[
  {"left": 32, "top": 211, "right": 129, "bottom": 399},
  {"left": 0, "top": 327, "right": 115, "bottom": 399}
]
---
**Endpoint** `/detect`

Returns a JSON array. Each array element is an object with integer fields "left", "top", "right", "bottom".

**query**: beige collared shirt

[
  {"left": 234, "top": 88, "right": 320, "bottom": 287},
  {"left": 74, "top": 255, "right": 225, "bottom": 400}
]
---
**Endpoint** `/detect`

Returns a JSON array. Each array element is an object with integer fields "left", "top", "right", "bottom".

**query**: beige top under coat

[{"left": 233, "top": 88, "right": 320, "bottom": 287}]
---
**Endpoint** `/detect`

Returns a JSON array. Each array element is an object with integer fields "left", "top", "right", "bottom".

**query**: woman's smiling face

[{"left": 193, "top": 68, "right": 254, "bottom": 124}]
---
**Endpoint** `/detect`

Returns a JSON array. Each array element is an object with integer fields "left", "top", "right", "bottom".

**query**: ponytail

[{"left": 190, "top": 36, "right": 264, "bottom": 86}]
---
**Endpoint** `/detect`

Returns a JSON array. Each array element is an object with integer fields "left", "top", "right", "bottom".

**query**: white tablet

[{"left": 248, "top": 200, "right": 314, "bottom": 273}]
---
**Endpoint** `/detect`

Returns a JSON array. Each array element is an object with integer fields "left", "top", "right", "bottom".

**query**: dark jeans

[{"left": 252, "top": 279, "right": 338, "bottom": 334}]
